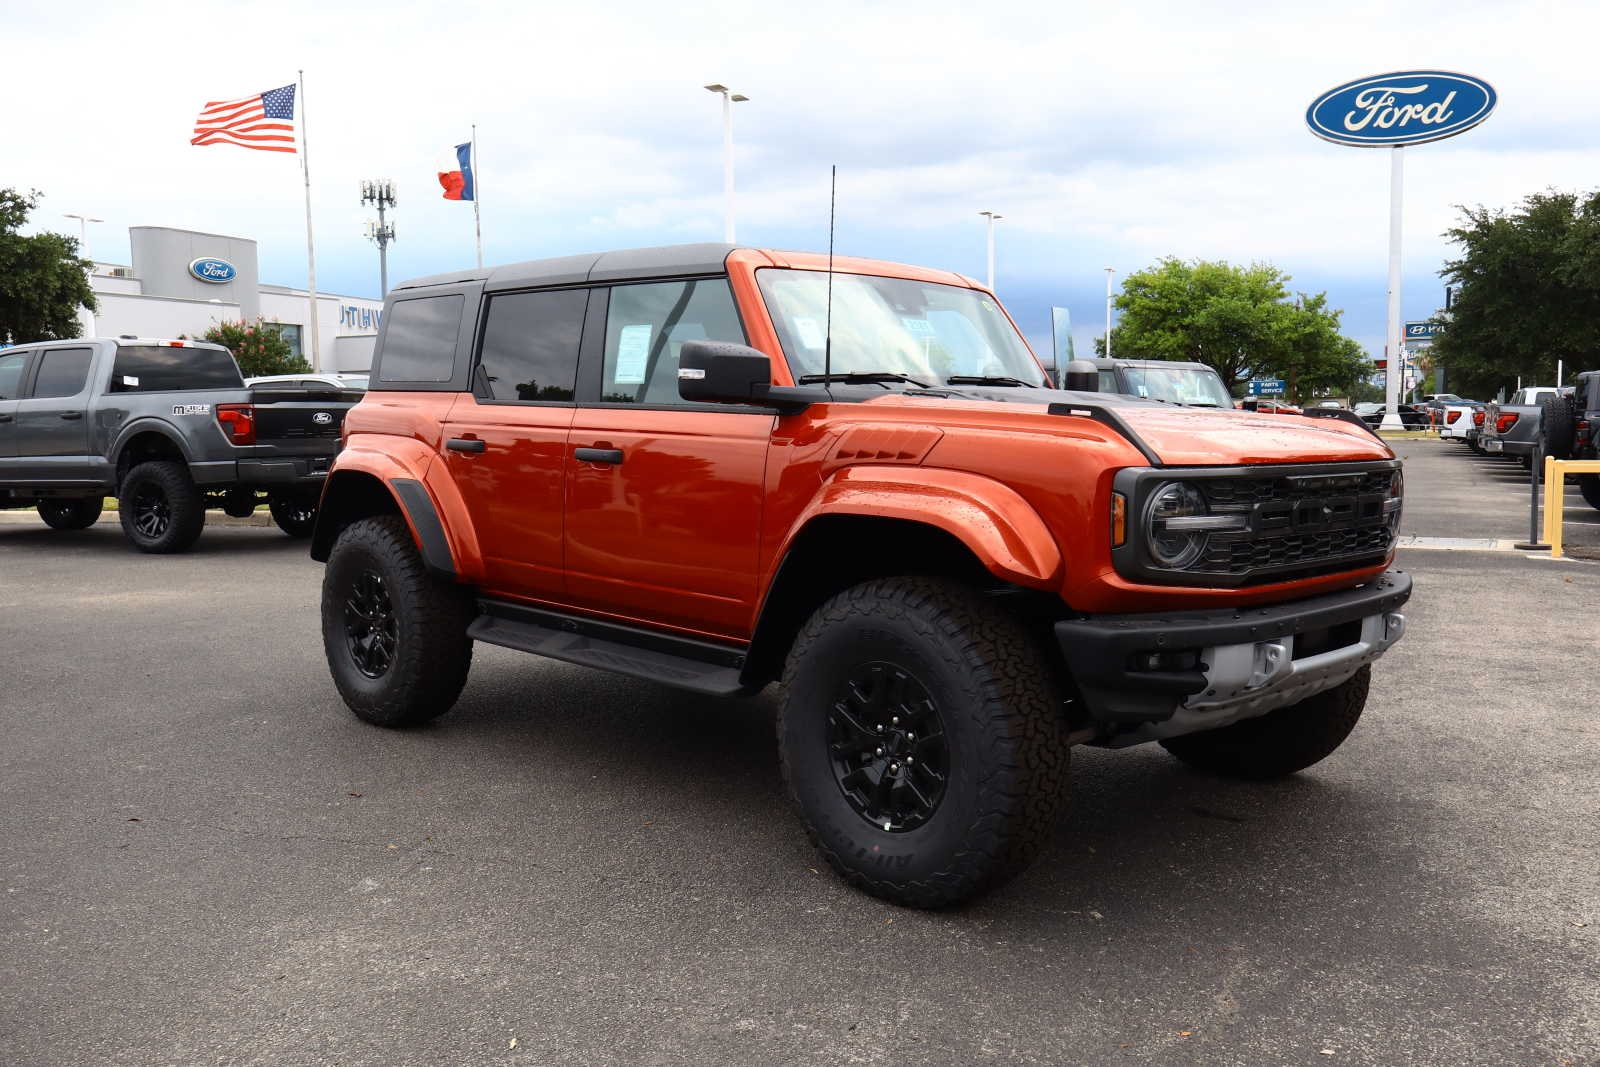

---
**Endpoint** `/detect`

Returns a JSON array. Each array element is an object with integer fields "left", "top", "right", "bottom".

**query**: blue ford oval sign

[
  {"left": 188, "top": 257, "right": 238, "bottom": 283},
  {"left": 1307, "top": 71, "right": 1496, "bottom": 147}
]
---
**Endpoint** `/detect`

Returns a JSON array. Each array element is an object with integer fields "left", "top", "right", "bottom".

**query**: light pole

[
  {"left": 978, "top": 210, "right": 1002, "bottom": 291},
  {"left": 1104, "top": 267, "right": 1116, "bottom": 358},
  {"left": 359, "top": 180, "right": 397, "bottom": 295},
  {"left": 62, "top": 213, "right": 103, "bottom": 260},
  {"left": 704, "top": 84, "right": 749, "bottom": 243}
]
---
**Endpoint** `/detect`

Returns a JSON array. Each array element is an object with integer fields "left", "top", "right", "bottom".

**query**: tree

[
  {"left": 1098, "top": 258, "right": 1371, "bottom": 402},
  {"left": 0, "top": 188, "right": 97, "bottom": 345},
  {"left": 1431, "top": 190, "right": 1600, "bottom": 398},
  {"left": 199, "top": 319, "right": 311, "bottom": 377}
]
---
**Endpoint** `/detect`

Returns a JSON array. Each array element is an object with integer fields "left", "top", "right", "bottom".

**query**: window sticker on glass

[
  {"left": 900, "top": 317, "right": 935, "bottom": 337},
  {"left": 793, "top": 316, "right": 825, "bottom": 351},
  {"left": 615, "top": 324, "right": 652, "bottom": 384},
  {"left": 123, "top": 375, "right": 140, "bottom": 387}
]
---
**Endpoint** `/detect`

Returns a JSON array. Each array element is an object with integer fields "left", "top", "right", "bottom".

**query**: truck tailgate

[{"left": 248, "top": 387, "right": 361, "bottom": 453}]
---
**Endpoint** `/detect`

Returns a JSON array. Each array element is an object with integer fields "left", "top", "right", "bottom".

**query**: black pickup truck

[{"left": 0, "top": 337, "right": 358, "bottom": 552}]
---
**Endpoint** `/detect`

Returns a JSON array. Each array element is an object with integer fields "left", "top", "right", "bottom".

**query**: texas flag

[{"left": 438, "top": 142, "right": 474, "bottom": 201}]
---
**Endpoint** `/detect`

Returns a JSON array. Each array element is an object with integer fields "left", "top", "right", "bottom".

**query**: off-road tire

[
  {"left": 322, "top": 515, "right": 473, "bottom": 727},
  {"left": 778, "top": 577, "right": 1068, "bottom": 908},
  {"left": 117, "top": 461, "right": 205, "bottom": 553},
  {"left": 37, "top": 496, "right": 104, "bottom": 530},
  {"left": 269, "top": 495, "right": 318, "bottom": 538},
  {"left": 1541, "top": 395, "right": 1576, "bottom": 460},
  {"left": 1160, "top": 665, "right": 1370, "bottom": 780},
  {"left": 1579, "top": 474, "right": 1600, "bottom": 511}
]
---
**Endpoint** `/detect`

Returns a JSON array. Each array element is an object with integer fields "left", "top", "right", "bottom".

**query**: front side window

[
  {"left": 109, "top": 346, "right": 244, "bottom": 392},
  {"left": 32, "top": 347, "right": 94, "bottom": 399},
  {"left": 0, "top": 351, "right": 28, "bottom": 399},
  {"left": 755, "top": 269, "right": 1045, "bottom": 386},
  {"left": 476, "top": 288, "right": 587, "bottom": 402},
  {"left": 378, "top": 295, "right": 464, "bottom": 384},
  {"left": 600, "top": 279, "right": 745, "bottom": 404}
]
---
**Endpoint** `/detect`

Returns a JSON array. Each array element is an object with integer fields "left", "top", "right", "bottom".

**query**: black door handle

[
  {"left": 446, "top": 437, "right": 486, "bottom": 453},
  {"left": 59, "top": 411, "right": 83, "bottom": 420},
  {"left": 574, "top": 447, "right": 624, "bottom": 465}
]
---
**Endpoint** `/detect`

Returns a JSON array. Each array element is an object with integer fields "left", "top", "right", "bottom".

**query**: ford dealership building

[{"left": 78, "top": 226, "right": 384, "bottom": 372}]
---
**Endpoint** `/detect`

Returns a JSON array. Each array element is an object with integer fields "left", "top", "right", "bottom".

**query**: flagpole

[
  {"left": 472, "top": 124, "right": 483, "bottom": 269},
  {"left": 298, "top": 69, "right": 322, "bottom": 372}
]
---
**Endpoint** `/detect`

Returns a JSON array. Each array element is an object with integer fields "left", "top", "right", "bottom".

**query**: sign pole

[
  {"left": 298, "top": 69, "right": 321, "bottom": 373},
  {"left": 1380, "top": 145, "right": 1404, "bottom": 429}
]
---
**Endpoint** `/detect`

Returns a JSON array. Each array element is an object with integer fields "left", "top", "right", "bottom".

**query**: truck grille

[{"left": 1112, "top": 462, "right": 1402, "bottom": 588}]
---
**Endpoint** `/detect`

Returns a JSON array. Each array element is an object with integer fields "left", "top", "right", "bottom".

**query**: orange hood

[{"left": 1114, "top": 405, "right": 1393, "bottom": 466}]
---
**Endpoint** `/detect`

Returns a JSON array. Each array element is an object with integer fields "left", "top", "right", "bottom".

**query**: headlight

[
  {"left": 1146, "top": 481, "right": 1210, "bottom": 568},
  {"left": 1384, "top": 469, "right": 1403, "bottom": 532}
]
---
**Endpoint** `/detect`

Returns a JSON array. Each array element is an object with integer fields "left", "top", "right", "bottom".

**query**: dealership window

[
  {"left": 600, "top": 279, "right": 744, "bottom": 404},
  {"left": 379, "top": 294, "right": 464, "bottom": 383},
  {"left": 269, "top": 323, "right": 303, "bottom": 360},
  {"left": 31, "top": 347, "right": 94, "bottom": 398},
  {"left": 476, "top": 288, "right": 587, "bottom": 402}
]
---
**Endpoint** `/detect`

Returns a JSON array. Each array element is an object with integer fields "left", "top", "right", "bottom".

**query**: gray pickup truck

[{"left": 0, "top": 337, "right": 358, "bottom": 552}]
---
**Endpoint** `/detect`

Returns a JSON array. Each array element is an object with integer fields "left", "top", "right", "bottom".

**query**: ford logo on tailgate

[
  {"left": 312, "top": 412, "right": 333, "bottom": 425},
  {"left": 1306, "top": 71, "right": 1497, "bottom": 147},
  {"left": 188, "top": 257, "right": 238, "bottom": 283}
]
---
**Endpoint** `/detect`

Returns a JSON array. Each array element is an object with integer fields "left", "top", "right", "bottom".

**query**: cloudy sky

[{"left": 8, "top": 0, "right": 1597, "bottom": 359}]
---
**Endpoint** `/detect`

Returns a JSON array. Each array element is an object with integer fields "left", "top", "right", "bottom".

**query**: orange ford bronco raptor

[{"left": 311, "top": 244, "right": 1409, "bottom": 907}]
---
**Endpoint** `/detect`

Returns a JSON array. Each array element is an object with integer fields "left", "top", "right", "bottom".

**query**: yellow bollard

[{"left": 1546, "top": 455, "right": 1563, "bottom": 558}]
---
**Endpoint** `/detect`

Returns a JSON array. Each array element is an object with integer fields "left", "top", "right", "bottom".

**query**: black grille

[{"left": 1191, "top": 468, "right": 1398, "bottom": 580}]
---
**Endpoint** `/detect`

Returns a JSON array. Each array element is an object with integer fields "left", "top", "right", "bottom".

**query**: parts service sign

[{"left": 1307, "top": 71, "right": 1496, "bottom": 147}]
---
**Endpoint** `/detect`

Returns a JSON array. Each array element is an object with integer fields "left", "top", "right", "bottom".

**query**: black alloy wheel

[
  {"left": 343, "top": 570, "right": 398, "bottom": 679},
  {"left": 117, "top": 460, "right": 205, "bottom": 553},
  {"left": 131, "top": 486, "right": 171, "bottom": 539},
  {"left": 827, "top": 662, "right": 949, "bottom": 832},
  {"left": 269, "top": 495, "right": 318, "bottom": 538}
]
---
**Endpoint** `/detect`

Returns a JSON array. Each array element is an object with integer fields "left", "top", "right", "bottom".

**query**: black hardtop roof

[{"left": 392, "top": 243, "right": 741, "bottom": 294}]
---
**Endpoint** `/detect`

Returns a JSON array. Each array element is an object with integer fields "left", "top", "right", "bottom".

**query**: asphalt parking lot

[{"left": 1, "top": 442, "right": 1596, "bottom": 1067}]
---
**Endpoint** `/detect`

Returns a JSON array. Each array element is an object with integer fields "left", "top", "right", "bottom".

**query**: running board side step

[{"left": 467, "top": 599, "right": 754, "bottom": 697}]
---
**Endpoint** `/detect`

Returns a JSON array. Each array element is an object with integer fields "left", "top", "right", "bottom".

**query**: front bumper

[{"left": 1055, "top": 571, "right": 1411, "bottom": 742}]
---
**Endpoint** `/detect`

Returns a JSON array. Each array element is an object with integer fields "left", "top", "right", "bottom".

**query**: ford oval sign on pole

[
  {"left": 1307, "top": 71, "right": 1496, "bottom": 430},
  {"left": 188, "top": 257, "right": 238, "bottom": 284}
]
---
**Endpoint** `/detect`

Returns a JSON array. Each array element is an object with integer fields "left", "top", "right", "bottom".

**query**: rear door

[
  {"left": 12, "top": 346, "right": 95, "bottom": 484},
  {"left": 440, "top": 286, "right": 586, "bottom": 601},
  {"left": 0, "top": 348, "right": 34, "bottom": 474}
]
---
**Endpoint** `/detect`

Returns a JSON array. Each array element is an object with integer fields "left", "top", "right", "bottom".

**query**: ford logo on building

[
  {"left": 188, "top": 257, "right": 238, "bottom": 283},
  {"left": 1306, "top": 71, "right": 1496, "bottom": 147}
]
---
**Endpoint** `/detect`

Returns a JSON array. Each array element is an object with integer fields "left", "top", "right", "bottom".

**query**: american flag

[{"left": 191, "top": 84, "right": 297, "bottom": 153}]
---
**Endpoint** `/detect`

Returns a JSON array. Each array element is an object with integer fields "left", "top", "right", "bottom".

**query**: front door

[
  {"left": 440, "top": 287, "right": 588, "bottom": 602},
  {"left": 564, "top": 279, "right": 770, "bottom": 641},
  {"left": 13, "top": 346, "right": 94, "bottom": 483}
]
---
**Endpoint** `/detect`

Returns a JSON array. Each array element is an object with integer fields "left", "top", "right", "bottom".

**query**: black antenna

[{"left": 823, "top": 164, "right": 836, "bottom": 382}]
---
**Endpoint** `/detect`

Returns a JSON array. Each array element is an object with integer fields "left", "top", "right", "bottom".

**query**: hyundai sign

[
  {"left": 188, "top": 257, "right": 238, "bottom": 284},
  {"left": 1306, "top": 71, "right": 1497, "bottom": 147}
]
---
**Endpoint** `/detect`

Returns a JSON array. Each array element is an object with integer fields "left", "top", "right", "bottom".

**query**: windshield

[
  {"left": 1118, "top": 364, "right": 1234, "bottom": 407},
  {"left": 755, "top": 269, "right": 1046, "bottom": 386}
]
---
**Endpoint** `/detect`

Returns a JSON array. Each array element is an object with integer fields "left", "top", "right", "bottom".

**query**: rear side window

[
  {"left": 32, "top": 347, "right": 94, "bottom": 399},
  {"left": 476, "top": 288, "right": 587, "bottom": 402},
  {"left": 379, "top": 295, "right": 464, "bottom": 383},
  {"left": 600, "top": 279, "right": 744, "bottom": 404},
  {"left": 109, "top": 346, "right": 244, "bottom": 392},
  {"left": 1098, "top": 370, "right": 1118, "bottom": 392},
  {"left": 0, "top": 350, "right": 28, "bottom": 399}
]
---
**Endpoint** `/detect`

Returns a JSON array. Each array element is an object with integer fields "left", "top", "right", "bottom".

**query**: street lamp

[
  {"left": 1104, "top": 267, "right": 1116, "bottom": 358},
  {"left": 62, "top": 213, "right": 103, "bottom": 260},
  {"left": 704, "top": 84, "right": 749, "bottom": 243},
  {"left": 978, "top": 211, "right": 1002, "bottom": 291},
  {"left": 359, "top": 180, "right": 397, "bottom": 295}
]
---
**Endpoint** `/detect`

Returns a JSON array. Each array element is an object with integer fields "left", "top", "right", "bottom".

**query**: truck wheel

[
  {"left": 1541, "top": 395, "right": 1576, "bottom": 459},
  {"left": 1580, "top": 475, "right": 1600, "bottom": 511},
  {"left": 1160, "top": 665, "right": 1370, "bottom": 780},
  {"left": 37, "top": 497, "right": 104, "bottom": 530},
  {"left": 322, "top": 515, "right": 473, "bottom": 727},
  {"left": 117, "top": 461, "right": 205, "bottom": 553},
  {"left": 778, "top": 577, "right": 1068, "bottom": 908},
  {"left": 269, "top": 495, "right": 318, "bottom": 538}
]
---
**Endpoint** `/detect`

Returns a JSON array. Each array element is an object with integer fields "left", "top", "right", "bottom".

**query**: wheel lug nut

[
  {"left": 890, "top": 762, "right": 900, "bottom": 771},
  {"left": 876, "top": 724, "right": 884, "bottom": 732},
  {"left": 906, "top": 756, "right": 914, "bottom": 764},
  {"left": 875, "top": 747, "right": 884, "bottom": 756},
  {"left": 907, "top": 732, "right": 915, "bottom": 741},
  {"left": 892, "top": 716, "right": 900, "bottom": 725}
]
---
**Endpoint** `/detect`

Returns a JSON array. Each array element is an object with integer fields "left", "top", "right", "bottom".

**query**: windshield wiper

[
  {"left": 945, "top": 375, "right": 1039, "bottom": 388},
  {"left": 797, "top": 371, "right": 932, "bottom": 389}
]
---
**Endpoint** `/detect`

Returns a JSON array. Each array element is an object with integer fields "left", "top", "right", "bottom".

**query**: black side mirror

[
  {"left": 1062, "top": 359, "right": 1100, "bottom": 393},
  {"left": 678, "top": 340, "right": 831, "bottom": 414}
]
